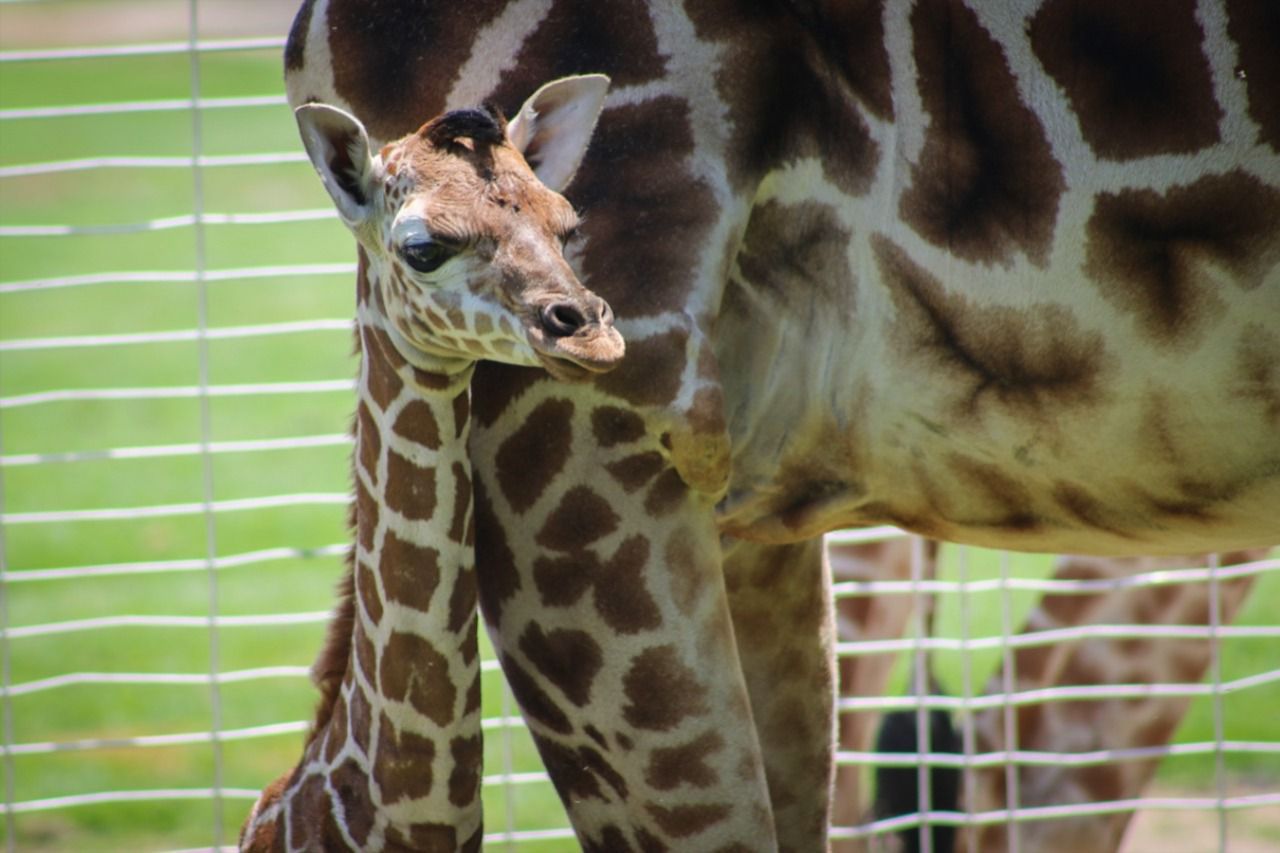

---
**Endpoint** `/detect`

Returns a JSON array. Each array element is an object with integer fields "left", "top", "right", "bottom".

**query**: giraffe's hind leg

[
  {"left": 961, "top": 549, "right": 1265, "bottom": 853},
  {"left": 721, "top": 537, "right": 838, "bottom": 853}
]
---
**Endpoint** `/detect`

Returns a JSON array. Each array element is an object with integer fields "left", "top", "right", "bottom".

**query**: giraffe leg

[
  {"left": 469, "top": 410, "right": 777, "bottom": 850},
  {"left": 960, "top": 549, "right": 1265, "bottom": 853},
  {"left": 721, "top": 537, "right": 837, "bottom": 852}
]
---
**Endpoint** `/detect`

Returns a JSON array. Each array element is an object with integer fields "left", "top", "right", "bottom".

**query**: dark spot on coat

[
  {"left": 645, "top": 730, "right": 726, "bottom": 790},
  {"left": 384, "top": 450, "right": 437, "bottom": 521},
  {"left": 607, "top": 452, "right": 666, "bottom": 492},
  {"left": 645, "top": 802, "right": 732, "bottom": 838},
  {"left": 471, "top": 362, "right": 544, "bottom": 428},
  {"left": 502, "top": 654, "right": 572, "bottom": 734},
  {"left": 373, "top": 712, "right": 435, "bottom": 804},
  {"left": 356, "top": 402, "right": 380, "bottom": 483},
  {"left": 875, "top": 236, "right": 1109, "bottom": 421},
  {"left": 326, "top": 0, "right": 511, "bottom": 142},
  {"left": 737, "top": 199, "right": 855, "bottom": 315},
  {"left": 473, "top": 477, "right": 522, "bottom": 625},
  {"left": 592, "top": 405, "right": 648, "bottom": 447},
  {"left": 595, "top": 536, "right": 662, "bottom": 634},
  {"left": 283, "top": 0, "right": 316, "bottom": 72},
  {"left": 380, "top": 631, "right": 455, "bottom": 727},
  {"left": 596, "top": 327, "right": 689, "bottom": 408},
  {"left": 448, "top": 734, "right": 483, "bottom": 807},
  {"left": 519, "top": 624, "right": 604, "bottom": 707},
  {"left": 537, "top": 486, "right": 620, "bottom": 552},
  {"left": 385, "top": 821, "right": 463, "bottom": 853},
  {"left": 328, "top": 757, "right": 374, "bottom": 845},
  {"left": 1226, "top": 0, "right": 1280, "bottom": 152},
  {"left": 1085, "top": 170, "right": 1280, "bottom": 346},
  {"left": 1031, "top": 0, "right": 1221, "bottom": 159},
  {"left": 495, "top": 397, "right": 575, "bottom": 513},
  {"left": 688, "top": 1, "right": 880, "bottom": 194},
  {"left": 622, "top": 645, "right": 710, "bottom": 731},
  {"left": 441, "top": 463, "right": 470, "bottom": 549},
  {"left": 570, "top": 98, "right": 719, "bottom": 318},
  {"left": 488, "top": 0, "right": 666, "bottom": 109},
  {"left": 902, "top": 0, "right": 1064, "bottom": 266},
  {"left": 378, "top": 531, "right": 441, "bottom": 611},
  {"left": 393, "top": 399, "right": 442, "bottom": 450}
]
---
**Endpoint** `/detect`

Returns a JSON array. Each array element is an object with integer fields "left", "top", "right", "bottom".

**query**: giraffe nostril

[{"left": 541, "top": 302, "right": 588, "bottom": 338}]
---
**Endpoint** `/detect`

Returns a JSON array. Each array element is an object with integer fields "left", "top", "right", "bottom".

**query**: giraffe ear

[
  {"left": 507, "top": 74, "right": 610, "bottom": 192},
  {"left": 295, "top": 103, "right": 381, "bottom": 228}
]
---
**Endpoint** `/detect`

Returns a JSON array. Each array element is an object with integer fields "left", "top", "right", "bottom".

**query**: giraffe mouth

[
  {"left": 534, "top": 328, "right": 626, "bottom": 380},
  {"left": 528, "top": 298, "right": 625, "bottom": 380}
]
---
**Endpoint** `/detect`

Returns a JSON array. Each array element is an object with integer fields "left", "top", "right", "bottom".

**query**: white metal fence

[{"left": 1, "top": 2, "right": 1277, "bottom": 851}]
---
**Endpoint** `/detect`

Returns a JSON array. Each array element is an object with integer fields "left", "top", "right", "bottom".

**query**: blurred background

[{"left": 0, "top": 1, "right": 1276, "bottom": 850}]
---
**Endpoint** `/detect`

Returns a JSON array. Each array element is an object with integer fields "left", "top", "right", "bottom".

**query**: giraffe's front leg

[
  {"left": 722, "top": 538, "right": 839, "bottom": 853},
  {"left": 470, "top": 384, "right": 778, "bottom": 851}
]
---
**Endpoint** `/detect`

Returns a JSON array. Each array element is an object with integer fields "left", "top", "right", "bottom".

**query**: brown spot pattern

[
  {"left": 597, "top": 327, "right": 689, "bottom": 408},
  {"left": 1085, "top": 171, "right": 1280, "bottom": 345},
  {"left": 392, "top": 400, "right": 441, "bottom": 451},
  {"left": 355, "top": 560, "right": 383, "bottom": 626},
  {"left": 592, "top": 405, "right": 647, "bottom": 447},
  {"left": 537, "top": 486, "right": 619, "bottom": 552},
  {"left": 495, "top": 397, "right": 575, "bottom": 513},
  {"left": 646, "top": 802, "right": 733, "bottom": 838},
  {"left": 385, "top": 821, "right": 462, "bottom": 853},
  {"left": 354, "top": 477, "right": 378, "bottom": 552},
  {"left": 489, "top": 0, "right": 665, "bottom": 109},
  {"left": 378, "top": 531, "right": 441, "bottom": 610},
  {"left": 473, "top": 477, "right": 522, "bottom": 625},
  {"left": 1030, "top": 0, "right": 1221, "bottom": 159},
  {"left": 875, "top": 236, "right": 1108, "bottom": 421},
  {"left": 737, "top": 199, "right": 855, "bottom": 313},
  {"left": 1226, "top": 0, "right": 1280, "bottom": 152},
  {"left": 622, "top": 645, "right": 710, "bottom": 731},
  {"left": 1234, "top": 324, "right": 1280, "bottom": 426},
  {"left": 447, "top": 461, "right": 472, "bottom": 545},
  {"left": 384, "top": 451, "right": 437, "bottom": 521},
  {"left": 356, "top": 402, "right": 380, "bottom": 483},
  {"left": 902, "top": 0, "right": 1065, "bottom": 267},
  {"left": 571, "top": 98, "right": 719, "bottom": 317},
  {"left": 448, "top": 735, "right": 482, "bottom": 807},
  {"left": 329, "top": 758, "right": 374, "bottom": 846},
  {"left": 380, "top": 630, "right": 455, "bottom": 727},
  {"left": 326, "top": 0, "right": 510, "bottom": 141},
  {"left": 688, "top": 1, "right": 880, "bottom": 194},
  {"left": 519, "top": 624, "right": 604, "bottom": 707},
  {"left": 283, "top": 0, "right": 315, "bottom": 72},
  {"left": 532, "top": 537, "right": 662, "bottom": 635},
  {"left": 607, "top": 452, "right": 666, "bottom": 492},
  {"left": 502, "top": 655, "right": 572, "bottom": 734},
  {"left": 646, "top": 730, "right": 726, "bottom": 791}
]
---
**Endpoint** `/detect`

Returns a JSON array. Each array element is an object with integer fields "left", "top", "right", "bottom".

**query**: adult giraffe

[{"left": 282, "top": 1, "right": 1280, "bottom": 850}]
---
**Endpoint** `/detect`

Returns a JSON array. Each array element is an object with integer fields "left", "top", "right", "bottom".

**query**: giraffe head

[{"left": 295, "top": 75, "right": 624, "bottom": 381}]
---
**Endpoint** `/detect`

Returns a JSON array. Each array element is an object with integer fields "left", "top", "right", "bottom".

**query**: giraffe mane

[{"left": 419, "top": 104, "right": 507, "bottom": 149}]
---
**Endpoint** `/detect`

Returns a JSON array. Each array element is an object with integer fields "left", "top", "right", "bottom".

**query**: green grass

[{"left": 2, "top": 10, "right": 1276, "bottom": 852}]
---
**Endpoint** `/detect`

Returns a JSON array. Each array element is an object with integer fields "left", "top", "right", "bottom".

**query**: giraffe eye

[{"left": 400, "top": 236, "right": 457, "bottom": 274}]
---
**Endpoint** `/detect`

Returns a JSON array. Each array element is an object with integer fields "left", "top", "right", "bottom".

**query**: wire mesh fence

[{"left": 1, "top": 2, "right": 1277, "bottom": 851}]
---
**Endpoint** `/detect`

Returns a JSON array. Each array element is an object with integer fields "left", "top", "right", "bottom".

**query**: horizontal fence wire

[{"left": 2, "top": 8, "right": 1277, "bottom": 851}]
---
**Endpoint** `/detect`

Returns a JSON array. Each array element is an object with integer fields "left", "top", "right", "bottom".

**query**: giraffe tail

[{"left": 872, "top": 694, "right": 961, "bottom": 853}]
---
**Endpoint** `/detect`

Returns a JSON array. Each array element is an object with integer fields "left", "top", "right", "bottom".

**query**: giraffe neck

[{"left": 246, "top": 294, "right": 483, "bottom": 851}]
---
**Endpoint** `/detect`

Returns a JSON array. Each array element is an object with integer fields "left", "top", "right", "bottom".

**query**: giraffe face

[{"left": 296, "top": 76, "right": 624, "bottom": 380}]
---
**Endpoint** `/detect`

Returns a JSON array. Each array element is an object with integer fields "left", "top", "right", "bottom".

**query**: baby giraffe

[{"left": 240, "top": 75, "right": 622, "bottom": 851}]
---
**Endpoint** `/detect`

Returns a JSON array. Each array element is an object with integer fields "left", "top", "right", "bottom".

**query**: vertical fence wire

[
  {"left": 1207, "top": 551, "right": 1228, "bottom": 851},
  {"left": 185, "top": 0, "right": 227, "bottom": 845},
  {"left": 0, "top": 419, "right": 15, "bottom": 852},
  {"left": 996, "top": 550, "right": 1021, "bottom": 852}
]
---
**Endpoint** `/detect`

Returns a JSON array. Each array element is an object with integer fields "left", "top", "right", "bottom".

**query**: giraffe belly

[{"left": 713, "top": 287, "right": 1280, "bottom": 555}]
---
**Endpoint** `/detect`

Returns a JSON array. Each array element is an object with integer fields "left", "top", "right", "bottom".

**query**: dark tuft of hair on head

[{"left": 421, "top": 103, "right": 508, "bottom": 149}]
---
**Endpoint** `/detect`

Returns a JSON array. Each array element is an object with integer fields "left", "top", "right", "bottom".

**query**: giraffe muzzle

[{"left": 533, "top": 296, "right": 625, "bottom": 379}]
